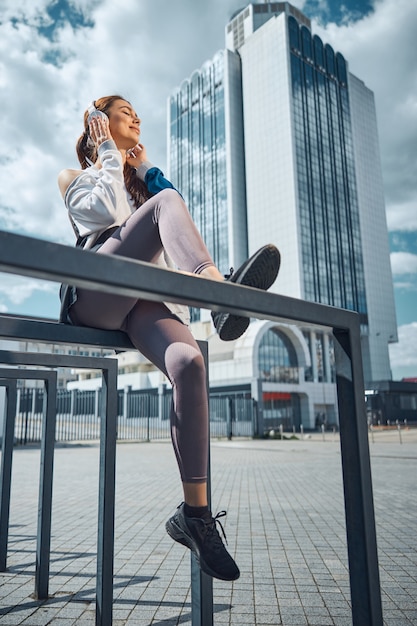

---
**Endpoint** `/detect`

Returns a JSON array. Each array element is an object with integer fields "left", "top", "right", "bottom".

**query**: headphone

[
  {"left": 85, "top": 101, "right": 109, "bottom": 153},
  {"left": 87, "top": 101, "right": 108, "bottom": 124}
]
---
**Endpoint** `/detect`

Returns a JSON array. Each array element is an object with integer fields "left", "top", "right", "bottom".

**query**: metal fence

[
  {"left": 12, "top": 387, "right": 256, "bottom": 444},
  {"left": 0, "top": 230, "right": 383, "bottom": 626}
]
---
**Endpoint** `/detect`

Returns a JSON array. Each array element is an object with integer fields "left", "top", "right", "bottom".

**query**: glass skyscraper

[
  {"left": 168, "top": 2, "right": 397, "bottom": 384},
  {"left": 169, "top": 50, "right": 248, "bottom": 322},
  {"left": 169, "top": 52, "right": 229, "bottom": 272}
]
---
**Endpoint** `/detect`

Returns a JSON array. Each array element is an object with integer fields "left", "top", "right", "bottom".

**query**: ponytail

[{"left": 76, "top": 130, "right": 97, "bottom": 170}]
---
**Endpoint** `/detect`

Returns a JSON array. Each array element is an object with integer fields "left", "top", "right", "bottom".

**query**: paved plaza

[{"left": 0, "top": 428, "right": 416, "bottom": 625}]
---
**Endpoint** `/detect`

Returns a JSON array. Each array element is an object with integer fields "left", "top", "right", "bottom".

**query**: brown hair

[{"left": 76, "top": 95, "right": 152, "bottom": 209}]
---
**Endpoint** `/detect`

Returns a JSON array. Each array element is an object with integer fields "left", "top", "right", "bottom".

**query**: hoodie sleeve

[
  {"left": 136, "top": 161, "right": 182, "bottom": 197},
  {"left": 65, "top": 140, "right": 134, "bottom": 237}
]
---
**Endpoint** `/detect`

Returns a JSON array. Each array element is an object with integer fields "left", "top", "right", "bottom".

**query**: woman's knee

[
  {"left": 157, "top": 187, "right": 182, "bottom": 203},
  {"left": 156, "top": 188, "right": 187, "bottom": 213},
  {"left": 166, "top": 343, "right": 206, "bottom": 387}
]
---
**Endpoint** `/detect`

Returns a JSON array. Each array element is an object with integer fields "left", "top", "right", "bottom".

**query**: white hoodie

[{"left": 64, "top": 139, "right": 190, "bottom": 325}]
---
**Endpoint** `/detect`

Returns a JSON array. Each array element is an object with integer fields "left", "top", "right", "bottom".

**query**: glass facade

[
  {"left": 169, "top": 52, "right": 229, "bottom": 322},
  {"left": 303, "top": 330, "right": 336, "bottom": 383},
  {"left": 262, "top": 392, "right": 301, "bottom": 430},
  {"left": 258, "top": 328, "right": 299, "bottom": 383},
  {"left": 288, "top": 16, "right": 367, "bottom": 320},
  {"left": 258, "top": 328, "right": 301, "bottom": 429}
]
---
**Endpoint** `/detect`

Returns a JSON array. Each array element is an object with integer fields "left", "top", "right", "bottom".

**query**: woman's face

[{"left": 107, "top": 99, "right": 141, "bottom": 149}]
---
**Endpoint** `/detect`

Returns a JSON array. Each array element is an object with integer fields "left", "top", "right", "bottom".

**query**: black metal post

[
  {"left": 191, "top": 341, "right": 213, "bottom": 626},
  {"left": 333, "top": 325, "right": 383, "bottom": 626},
  {"left": 0, "top": 379, "right": 17, "bottom": 571},
  {"left": 35, "top": 372, "right": 58, "bottom": 599},
  {"left": 95, "top": 360, "right": 118, "bottom": 626},
  {"left": 226, "top": 397, "right": 233, "bottom": 441}
]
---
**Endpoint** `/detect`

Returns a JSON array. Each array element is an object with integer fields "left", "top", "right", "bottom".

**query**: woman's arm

[
  {"left": 58, "top": 168, "right": 82, "bottom": 199},
  {"left": 61, "top": 140, "right": 133, "bottom": 237},
  {"left": 126, "top": 143, "right": 180, "bottom": 196},
  {"left": 137, "top": 161, "right": 177, "bottom": 195}
]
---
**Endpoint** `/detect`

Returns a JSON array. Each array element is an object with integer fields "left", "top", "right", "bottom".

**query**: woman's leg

[
  {"left": 128, "top": 299, "right": 239, "bottom": 580},
  {"left": 70, "top": 188, "right": 223, "bottom": 328},
  {"left": 72, "top": 288, "right": 210, "bottom": 498},
  {"left": 124, "top": 299, "right": 209, "bottom": 490},
  {"left": 96, "top": 188, "right": 221, "bottom": 276}
]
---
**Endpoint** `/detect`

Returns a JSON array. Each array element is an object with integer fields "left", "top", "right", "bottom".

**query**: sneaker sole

[
  {"left": 165, "top": 519, "right": 193, "bottom": 550},
  {"left": 216, "top": 245, "right": 280, "bottom": 341},
  {"left": 165, "top": 519, "right": 240, "bottom": 581},
  {"left": 216, "top": 314, "right": 250, "bottom": 342},
  {"left": 232, "top": 244, "right": 280, "bottom": 291}
]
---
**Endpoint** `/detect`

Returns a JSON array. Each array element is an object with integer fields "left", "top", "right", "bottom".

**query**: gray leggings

[{"left": 70, "top": 189, "right": 215, "bottom": 483}]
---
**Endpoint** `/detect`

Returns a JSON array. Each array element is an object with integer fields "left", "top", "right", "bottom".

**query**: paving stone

[{"left": 0, "top": 433, "right": 416, "bottom": 624}]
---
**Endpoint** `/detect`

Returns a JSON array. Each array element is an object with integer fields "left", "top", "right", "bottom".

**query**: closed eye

[{"left": 122, "top": 109, "right": 139, "bottom": 122}]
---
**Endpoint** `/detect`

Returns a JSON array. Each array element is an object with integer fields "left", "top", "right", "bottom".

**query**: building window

[
  {"left": 258, "top": 329, "right": 298, "bottom": 383},
  {"left": 288, "top": 15, "right": 300, "bottom": 53},
  {"left": 398, "top": 394, "right": 417, "bottom": 411},
  {"left": 262, "top": 392, "right": 301, "bottom": 429}
]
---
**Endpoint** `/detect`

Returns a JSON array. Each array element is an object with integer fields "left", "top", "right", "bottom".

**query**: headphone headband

[{"left": 87, "top": 101, "right": 97, "bottom": 115}]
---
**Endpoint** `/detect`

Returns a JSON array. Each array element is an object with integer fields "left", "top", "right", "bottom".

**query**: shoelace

[
  {"left": 203, "top": 510, "right": 228, "bottom": 546},
  {"left": 224, "top": 268, "right": 234, "bottom": 281}
]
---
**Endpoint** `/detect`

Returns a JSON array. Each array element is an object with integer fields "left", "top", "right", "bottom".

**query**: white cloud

[
  {"left": 0, "top": 0, "right": 246, "bottom": 245},
  {"left": 0, "top": 1, "right": 50, "bottom": 22},
  {"left": 393, "top": 281, "right": 417, "bottom": 291},
  {"left": 2, "top": 0, "right": 415, "bottom": 243},
  {"left": 387, "top": 200, "right": 417, "bottom": 232},
  {"left": 389, "top": 322, "right": 417, "bottom": 371},
  {"left": 0, "top": 274, "right": 56, "bottom": 306},
  {"left": 0, "top": 146, "right": 74, "bottom": 242},
  {"left": 390, "top": 252, "right": 417, "bottom": 275}
]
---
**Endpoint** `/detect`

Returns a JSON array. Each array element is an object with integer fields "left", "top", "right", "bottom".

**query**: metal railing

[
  {"left": 0, "top": 230, "right": 383, "bottom": 626},
  {"left": 11, "top": 388, "right": 256, "bottom": 443},
  {"left": 0, "top": 349, "right": 118, "bottom": 620}
]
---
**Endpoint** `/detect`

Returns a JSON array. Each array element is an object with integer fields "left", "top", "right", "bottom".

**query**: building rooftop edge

[{"left": 227, "top": 2, "right": 311, "bottom": 30}]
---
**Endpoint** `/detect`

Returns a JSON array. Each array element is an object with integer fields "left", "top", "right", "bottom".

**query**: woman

[{"left": 58, "top": 95, "right": 280, "bottom": 581}]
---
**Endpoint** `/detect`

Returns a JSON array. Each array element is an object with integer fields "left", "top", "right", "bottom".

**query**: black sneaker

[
  {"left": 165, "top": 502, "right": 240, "bottom": 581},
  {"left": 211, "top": 244, "right": 281, "bottom": 341}
]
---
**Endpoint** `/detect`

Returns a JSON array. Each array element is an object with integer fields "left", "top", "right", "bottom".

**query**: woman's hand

[
  {"left": 126, "top": 143, "right": 148, "bottom": 168},
  {"left": 88, "top": 115, "right": 112, "bottom": 147}
]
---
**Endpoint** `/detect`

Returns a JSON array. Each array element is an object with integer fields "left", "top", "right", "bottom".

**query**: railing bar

[
  {"left": 334, "top": 327, "right": 383, "bottom": 625},
  {"left": 96, "top": 361, "right": 118, "bottom": 626},
  {"left": 191, "top": 341, "right": 213, "bottom": 625},
  {"left": 0, "top": 231, "right": 357, "bottom": 330},
  {"left": 0, "top": 379, "right": 17, "bottom": 571},
  {"left": 35, "top": 371, "right": 58, "bottom": 599}
]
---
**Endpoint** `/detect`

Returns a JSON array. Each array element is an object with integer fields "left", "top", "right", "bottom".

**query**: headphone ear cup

[{"left": 87, "top": 109, "right": 109, "bottom": 125}]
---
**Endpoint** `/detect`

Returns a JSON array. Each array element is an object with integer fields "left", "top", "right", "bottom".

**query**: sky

[{"left": 0, "top": 0, "right": 416, "bottom": 380}]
